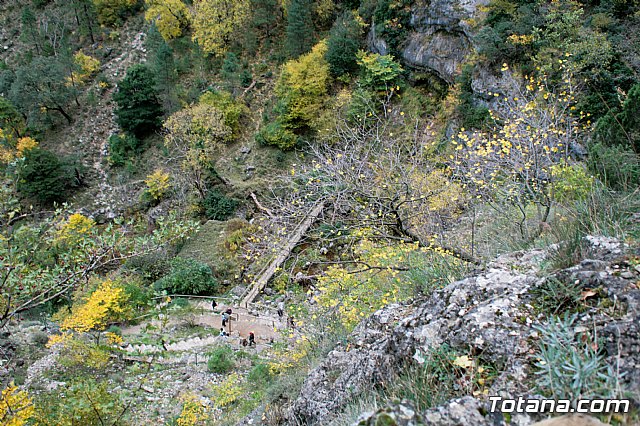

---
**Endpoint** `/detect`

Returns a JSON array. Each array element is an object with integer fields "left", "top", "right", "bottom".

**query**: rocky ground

[{"left": 277, "top": 236, "right": 639, "bottom": 425}]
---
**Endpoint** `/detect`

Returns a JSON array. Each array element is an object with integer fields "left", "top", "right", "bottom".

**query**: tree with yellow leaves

[
  {"left": 450, "top": 61, "right": 589, "bottom": 239},
  {"left": 58, "top": 279, "right": 128, "bottom": 334},
  {"left": 163, "top": 98, "right": 234, "bottom": 199},
  {"left": 144, "top": 0, "right": 190, "bottom": 41},
  {"left": 0, "top": 383, "right": 34, "bottom": 426},
  {"left": 69, "top": 51, "right": 100, "bottom": 86},
  {"left": 276, "top": 40, "right": 331, "bottom": 131},
  {"left": 56, "top": 213, "right": 95, "bottom": 245},
  {"left": 191, "top": 0, "right": 250, "bottom": 56}
]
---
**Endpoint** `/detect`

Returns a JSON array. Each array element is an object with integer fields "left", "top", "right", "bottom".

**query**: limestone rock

[{"left": 287, "top": 237, "right": 639, "bottom": 425}]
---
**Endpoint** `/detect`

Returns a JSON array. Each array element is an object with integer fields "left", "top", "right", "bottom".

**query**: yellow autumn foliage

[
  {"left": 191, "top": 0, "right": 250, "bottom": 56},
  {"left": 145, "top": 169, "right": 171, "bottom": 201},
  {"left": 57, "top": 213, "right": 95, "bottom": 244},
  {"left": 60, "top": 279, "right": 128, "bottom": 333},
  {"left": 0, "top": 383, "right": 34, "bottom": 426},
  {"left": 0, "top": 136, "right": 38, "bottom": 164},
  {"left": 69, "top": 52, "right": 100, "bottom": 85},
  {"left": 276, "top": 41, "right": 331, "bottom": 130},
  {"left": 210, "top": 373, "right": 243, "bottom": 408},
  {"left": 16, "top": 137, "right": 38, "bottom": 156},
  {"left": 176, "top": 393, "right": 209, "bottom": 425},
  {"left": 145, "top": 0, "right": 190, "bottom": 41}
]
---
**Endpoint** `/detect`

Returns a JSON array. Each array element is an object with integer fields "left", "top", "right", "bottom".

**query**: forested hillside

[{"left": 0, "top": 0, "right": 639, "bottom": 424}]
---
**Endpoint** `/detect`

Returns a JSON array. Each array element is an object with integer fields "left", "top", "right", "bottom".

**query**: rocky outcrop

[
  {"left": 389, "top": 0, "right": 490, "bottom": 83},
  {"left": 287, "top": 237, "right": 640, "bottom": 425}
]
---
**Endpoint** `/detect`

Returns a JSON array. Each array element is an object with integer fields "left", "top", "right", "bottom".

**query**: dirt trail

[
  {"left": 120, "top": 300, "right": 287, "bottom": 355},
  {"left": 72, "top": 30, "right": 148, "bottom": 211}
]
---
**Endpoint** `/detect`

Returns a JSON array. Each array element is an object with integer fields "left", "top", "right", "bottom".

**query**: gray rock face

[
  {"left": 398, "top": 0, "right": 489, "bottom": 83},
  {"left": 288, "top": 238, "right": 640, "bottom": 425}
]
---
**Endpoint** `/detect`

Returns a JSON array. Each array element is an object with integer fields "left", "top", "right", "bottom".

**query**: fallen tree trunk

[{"left": 242, "top": 200, "right": 326, "bottom": 307}]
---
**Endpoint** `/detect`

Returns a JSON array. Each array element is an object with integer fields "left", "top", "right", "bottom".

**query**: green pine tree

[
  {"left": 285, "top": 0, "right": 314, "bottom": 58},
  {"left": 113, "top": 64, "right": 164, "bottom": 137},
  {"left": 326, "top": 11, "right": 363, "bottom": 77}
]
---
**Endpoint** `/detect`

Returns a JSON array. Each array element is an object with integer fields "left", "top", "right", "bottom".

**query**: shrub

[
  {"left": 108, "top": 133, "right": 142, "bottom": 166},
  {"left": 248, "top": 363, "right": 273, "bottom": 386},
  {"left": 588, "top": 142, "right": 640, "bottom": 191},
  {"left": 276, "top": 41, "right": 331, "bottom": 131},
  {"left": 207, "top": 346, "right": 235, "bottom": 373},
  {"left": 33, "top": 377, "right": 126, "bottom": 425},
  {"left": 30, "top": 331, "right": 50, "bottom": 346},
  {"left": 356, "top": 51, "right": 403, "bottom": 92},
  {"left": 120, "top": 277, "right": 152, "bottom": 312},
  {"left": 154, "top": 257, "right": 219, "bottom": 295},
  {"left": 255, "top": 121, "right": 298, "bottom": 150},
  {"left": 105, "top": 325, "right": 122, "bottom": 336},
  {"left": 113, "top": 64, "right": 163, "bottom": 138},
  {"left": 549, "top": 162, "right": 594, "bottom": 203},
  {"left": 70, "top": 52, "right": 100, "bottom": 85},
  {"left": 144, "top": 169, "right": 171, "bottom": 201},
  {"left": 534, "top": 314, "right": 621, "bottom": 402},
  {"left": 94, "top": 0, "right": 139, "bottom": 27},
  {"left": 17, "top": 148, "right": 74, "bottom": 205},
  {"left": 202, "top": 190, "right": 238, "bottom": 220},
  {"left": 593, "top": 83, "right": 640, "bottom": 153},
  {"left": 199, "top": 90, "right": 247, "bottom": 137},
  {"left": 125, "top": 250, "right": 173, "bottom": 282}
]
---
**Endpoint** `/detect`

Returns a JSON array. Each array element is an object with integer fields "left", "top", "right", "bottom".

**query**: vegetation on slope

[{"left": 0, "top": 0, "right": 639, "bottom": 423}]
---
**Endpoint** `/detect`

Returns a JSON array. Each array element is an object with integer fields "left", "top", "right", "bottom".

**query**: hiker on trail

[
  {"left": 277, "top": 301, "right": 284, "bottom": 319},
  {"left": 248, "top": 332, "right": 256, "bottom": 347},
  {"left": 219, "top": 327, "right": 227, "bottom": 337},
  {"left": 211, "top": 299, "right": 217, "bottom": 311},
  {"left": 221, "top": 311, "right": 229, "bottom": 328}
]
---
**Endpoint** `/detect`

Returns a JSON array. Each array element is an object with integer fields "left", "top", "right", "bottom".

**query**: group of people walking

[{"left": 212, "top": 299, "right": 256, "bottom": 347}]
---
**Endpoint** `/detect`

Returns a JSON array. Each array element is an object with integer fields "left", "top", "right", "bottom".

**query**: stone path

[{"left": 120, "top": 300, "right": 287, "bottom": 357}]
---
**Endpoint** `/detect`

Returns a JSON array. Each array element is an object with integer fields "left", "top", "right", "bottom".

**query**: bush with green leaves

[
  {"left": 94, "top": 0, "right": 140, "bottom": 27},
  {"left": 113, "top": 64, "right": 163, "bottom": 138},
  {"left": 154, "top": 257, "right": 219, "bottom": 295},
  {"left": 587, "top": 142, "right": 640, "bottom": 191},
  {"left": 549, "top": 162, "right": 594, "bottom": 203},
  {"left": 534, "top": 314, "right": 621, "bottom": 403},
  {"left": 248, "top": 363, "right": 273, "bottom": 386},
  {"left": 120, "top": 276, "right": 152, "bottom": 313},
  {"left": 125, "top": 250, "right": 173, "bottom": 282},
  {"left": 456, "top": 65, "right": 490, "bottom": 130},
  {"left": 207, "top": 345, "right": 235, "bottom": 373},
  {"left": 17, "top": 148, "right": 75, "bottom": 205},
  {"left": 202, "top": 190, "right": 239, "bottom": 221},
  {"left": 593, "top": 82, "right": 640, "bottom": 154},
  {"left": 356, "top": 51, "right": 403, "bottom": 92},
  {"left": 108, "top": 133, "right": 142, "bottom": 166},
  {"left": 199, "top": 90, "right": 247, "bottom": 137},
  {"left": 33, "top": 377, "right": 127, "bottom": 425},
  {"left": 255, "top": 121, "right": 299, "bottom": 150}
]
